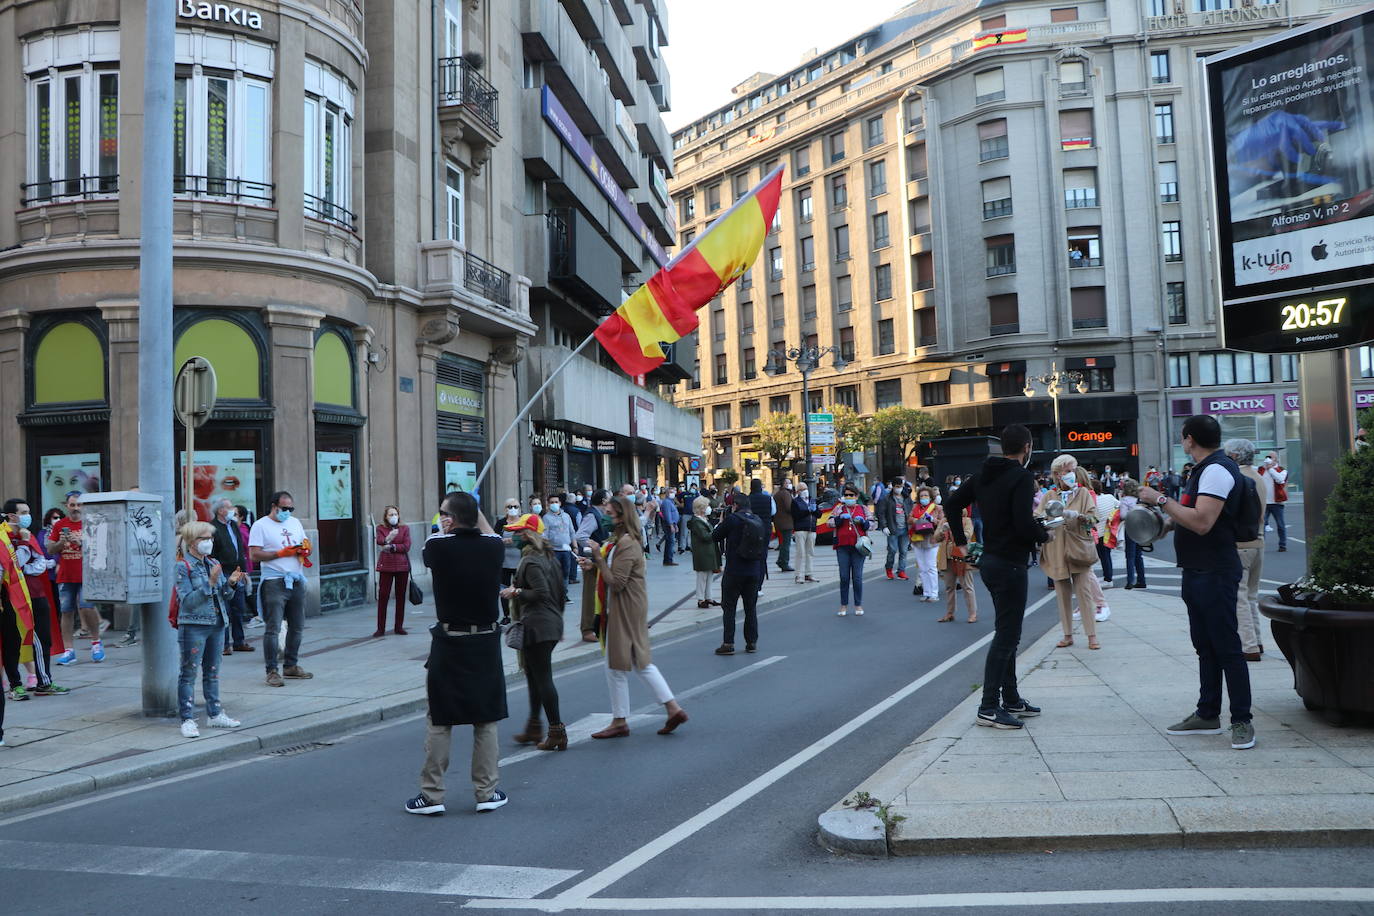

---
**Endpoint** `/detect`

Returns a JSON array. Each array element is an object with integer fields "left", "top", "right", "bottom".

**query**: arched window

[
  {"left": 313, "top": 328, "right": 355, "bottom": 407},
  {"left": 174, "top": 316, "right": 262, "bottom": 400},
  {"left": 33, "top": 320, "right": 106, "bottom": 405}
]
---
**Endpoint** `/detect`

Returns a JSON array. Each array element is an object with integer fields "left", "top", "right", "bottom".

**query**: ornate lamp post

[
  {"left": 1023, "top": 361, "right": 1088, "bottom": 453},
  {"left": 764, "top": 343, "right": 848, "bottom": 487}
]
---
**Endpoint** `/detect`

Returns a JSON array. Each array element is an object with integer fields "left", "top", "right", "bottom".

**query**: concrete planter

[{"left": 1259, "top": 595, "right": 1374, "bottom": 726}]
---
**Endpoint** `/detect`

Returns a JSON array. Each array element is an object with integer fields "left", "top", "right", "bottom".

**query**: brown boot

[
  {"left": 513, "top": 718, "right": 543, "bottom": 744},
  {"left": 536, "top": 724, "right": 568, "bottom": 751}
]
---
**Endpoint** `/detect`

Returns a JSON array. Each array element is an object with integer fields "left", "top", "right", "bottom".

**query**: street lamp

[
  {"left": 764, "top": 343, "right": 848, "bottom": 487},
  {"left": 1023, "top": 360, "right": 1088, "bottom": 453}
]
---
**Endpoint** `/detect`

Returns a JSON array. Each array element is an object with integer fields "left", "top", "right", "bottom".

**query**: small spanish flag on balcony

[
  {"left": 595, "top": 167, "right": 784, "bottom": 376},
  {"left": 972, "top": 28, "right": 1028, "bottom": 51},
  {"left": 1061, "top": 137, "right": 1093, "bottom": 151}
]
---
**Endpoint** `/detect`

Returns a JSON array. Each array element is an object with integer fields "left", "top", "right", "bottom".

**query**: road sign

[
  {"left": 685, "top": 473, "right": 700, "bottom": 490},
  {"left": 174, "top": 357, "right": 217, "bottom": 429},
  {"left": 688, "top": 456, "right": 702, "bottom": 472}
]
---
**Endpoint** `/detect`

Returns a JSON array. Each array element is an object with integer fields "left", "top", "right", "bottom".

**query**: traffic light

[{"left": 744, "top": 458, "right": 756, "bottom": 476}]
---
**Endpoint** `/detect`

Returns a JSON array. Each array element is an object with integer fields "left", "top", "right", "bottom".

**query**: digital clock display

[
  {"left": 1223, "top": 284, "right": 1374, "bottom": 354},
  {"left": 1278, "top": 296, "right": 1349, "bottom": 331}
]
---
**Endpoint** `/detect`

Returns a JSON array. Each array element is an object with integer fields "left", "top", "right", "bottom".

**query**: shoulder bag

[{"left": 407, "top": 578, "right": 423, "bottom": 606}]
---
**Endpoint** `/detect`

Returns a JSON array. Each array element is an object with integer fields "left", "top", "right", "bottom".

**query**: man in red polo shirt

[{"left": 48, "top": 492, "right": 104, "bottom": 665}]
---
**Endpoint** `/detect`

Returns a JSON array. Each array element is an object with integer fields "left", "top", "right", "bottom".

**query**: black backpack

[
  {"left": 735, "top": 511, "right": 768, "bottom": 560},
  {"left": 1232, "top": 471, "right": 1262, "bottom": 543}
]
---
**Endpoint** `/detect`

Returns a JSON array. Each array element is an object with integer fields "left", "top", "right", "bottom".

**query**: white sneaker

[
  {"left": 207, "top": 713, "right": 241, "bottom": 729},
  {"left": 246, "top": 617, "right": 265, "bottom": 629},
  {"left": 180, "top": 720, "right": 201, "bottom": 738},
  {"left": 1072, "top": 610, "right": 1082, "bottom": 621},
  {"left": 1095, "top": 605, "right": 1111, "bottom": 622},
  {"left": 1265, "top": 524, "right": 1274, "bottom": 532}
]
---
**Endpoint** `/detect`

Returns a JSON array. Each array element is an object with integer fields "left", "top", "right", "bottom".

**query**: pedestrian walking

[
  {"left": 1139, "top": 415, "right": 1257, "bottom": 750},
  {"left": 247, "top": 491, "right": 313, "bottom": 687},
  {"left": 541, "top": 495, "right": 577, "bottom": 588},
  {"left": 790, "top": 484, "right": 818, "bottom": 584},
  {"left": 502, "top": 513, "right": 568, "bottom": 752},
  {"left": 832, "top": 484, "right": 870, "bottom": 617},
  {"left": 658, "top": 487, "right": 680, "bottom": 566},
  {"left": 210, "top": 498, "right": 253, "bottom": 654},
  {"left": 406, "top": 491, "right": 510, "bottom": 816},
  {"left": 908, "top": 486, "right": 942, "bottom": 601},
  {"left": 499, "top": 497, "right": 523, "bottom": 618},
  {"left": 1041, "top": 461, "right": 1101, "bottom": 650},
  {"left": 946, "top": 424, "right": 1051, "bottom": 730},
  {"left": 374, "top": 505, "right": 412, "bottom": 637},
  {"left": 577, "top": 495, "right": 688, "bottom": 739},
  {"left": 935, "top": 508, "right": 977, "bottom": 623},
  {"left": 1258, "top": 451, "right": 1288, "bottom": 551},
  {"left": 876, "top": 477, "right": 912, "bottom": 581},
  {"left": 1119, "top": 480, "right": 1148, "bottom": 590},
  {"left": 1225, "top": 439, "right": 1268, "bottom": 661},
  {"left": 712, "top": 497, "right": 768, "bottom": 655},
  {"left": 772, "top": 479, "right": 795, "bottom": 573},
  {"left": 688, "top": 497, "right": 721, "bottom": 609},
  {"left": 172, "top": 521, "right": 243, "bottom": 738},
  {"left": 48, "top": 492, "right": 105, "bottom": 666},
  {"left": 576, "top": 489, "right": 613, "bottom": 643}
]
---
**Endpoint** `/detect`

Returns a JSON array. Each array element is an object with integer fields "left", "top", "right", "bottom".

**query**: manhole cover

[{"left": 265, "top": 741, "right": 333, "bottom": 757}]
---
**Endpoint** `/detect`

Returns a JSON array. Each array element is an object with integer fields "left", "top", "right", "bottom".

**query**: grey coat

[{"left": 512, "top": 551, "right": 565, "bottom": 645}]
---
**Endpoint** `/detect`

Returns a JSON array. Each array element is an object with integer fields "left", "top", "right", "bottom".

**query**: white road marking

[
  {"left": 520, "top": 594, "right": 1054, "bottom": 906},
  {"left": 0, "top": 839, "right": 578, "bottom": 899},
  {"left": 464, "top": 887, "right": 1374, "bottom": 910}
]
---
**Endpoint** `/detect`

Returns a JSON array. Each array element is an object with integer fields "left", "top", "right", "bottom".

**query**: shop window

[
  {"left": 177, "top": 425, "right": 267, "bottom": 523},
  {"left": 315, "top": 426, "right": 360, "bottom": 567},
  {"left": 30, "top": 429, "right": 108, "bottom": 519},
  {"left": 174, "top": 317, "right": 263, "bottom": 400},
  {"left": 304, "top": 60, "right": 356, "bottom": 228},
  {"left": 32, "top": 320, "right": 106, "bottom": 405},
  {"left": 314, "top": 329, "right": 356, "bottom": 408}
]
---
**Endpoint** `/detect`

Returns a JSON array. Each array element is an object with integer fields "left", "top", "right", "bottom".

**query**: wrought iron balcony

[
  {"left": 464, "top": 251, "right": 511, "bottom": 307},
  {"left": 438, "top": 57, "right": 500, "bottom": 134},
  {"left": 304, "top": 193, "right": 358, "bottom": 231},
  {"left": 21, "top": 174, "right": 118, "bottom": 206}
]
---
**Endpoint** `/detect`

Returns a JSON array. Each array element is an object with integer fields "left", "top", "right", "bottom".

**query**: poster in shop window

[
  {"left": 40, "top": 453, "right": 103, "bottom": 514},
  {"left": 316, "top": 451, "right": 354, "bottom": 521},
  {"left": 444, "top": 460, "right": 477, "bottom": 495},
  {"left": 178, "top": 451, "right": 257, "bottom": 523}
]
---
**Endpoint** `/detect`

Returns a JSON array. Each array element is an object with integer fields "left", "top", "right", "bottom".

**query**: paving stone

[
  {"left": 1169, "top": 794, "right": 1374, "bottom": 847},
  {"left": 1056, "top": 769, "right": 1223, "bottom": 801},
  {"left": 888, "top": 800, "right": 1182, "bottom": 854},
  {"left": 905, "top": 771, "right": 1063, "bottom": 804},
  {"left": 1179, "top": 747, "right": 1352, "bottom": 770},
  {"left": 1208, "top": 766, "right": 1374, "bottom": 797},
  {"left": 1041, "top": 751, "right": 1194, "bottom": 773}
]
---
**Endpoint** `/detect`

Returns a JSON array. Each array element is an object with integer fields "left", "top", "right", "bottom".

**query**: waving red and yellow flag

[
  {"left": 973, "top": 28, "right": 1028, "bottom": 51},
  {"left": 595, "top": 168, "right": 784, "bottom": 376},
  {"left": 0, "top": 525, "right": 34, "bottom": 655}
]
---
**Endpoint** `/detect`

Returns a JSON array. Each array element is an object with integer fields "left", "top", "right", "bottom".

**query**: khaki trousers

[
  {"left": 1055, "top": 572, "right": 1097, "bottom": 638},
  {"left": 1236, "top": 545, "right": 1264, "bottom": 653},
  {"left": 942, "top": 566, "right": 977, "bottom": 619},
  {"left": 419, "top": 717, "right": 499, "bottom": 805}
]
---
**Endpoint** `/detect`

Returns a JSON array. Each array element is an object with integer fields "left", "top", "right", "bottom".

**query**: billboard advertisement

[{"left": 1206, "top": 6, "right": 1374, "bottom": 353}]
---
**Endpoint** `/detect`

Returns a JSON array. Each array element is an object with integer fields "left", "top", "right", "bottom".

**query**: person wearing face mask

[
  {"left": 541, "top": 495, "right": 577, "bottom": 587},
  {"left": 935, "top": 507, "right": 978, "bottom": 623},
  {"left": 374, "top": 505, "right": 412, "bottom": 637},
  {"left": 49, "top": 491, "right": 105, "bottom": 666},
  {"left": 688, "top": 496, "right": 722, "bottom": 609},
  {"left": 772, "top": 479, "right": 795, "bottom": 573},
  {"left": 499, "top": 498, "right": 524, "bottom": 620},
  {"left": 877, "top": 477, "right": 913, "bottom": 582},
  {"left": 172, "top": 521, "right": 244, "bottom": 738},
  {"left": 1039, "top": 459, "right": 1101, "bottom": 650},
  {"left": 832, "top": 485, "right": 871, "bottom": 617},
  {"left": 908, "top": 486, "right": 943, "bottom": 602},
  {"left": 210, "top": 498, "right": 252, "bottom": 654},
  {"left": 1257, "top": 451, "right": 1288, "bottom": 552},
  {"left": 247, "top": 491, "right": 313, "bottom": 687},
  {"left": 658, "top": 488, "right": 680, "bottom": 566},
  {"left": 501, "top": 514, "right": 568, "bottom": 752},
  {"left": 790, "top": 484, "right": 818, "bottom": 585},
  {"left": 2, "top": 498, "right": 67, "bottom": 697},
  {"left": 575, "top": 489, "right": 614, "bottom": 643}
]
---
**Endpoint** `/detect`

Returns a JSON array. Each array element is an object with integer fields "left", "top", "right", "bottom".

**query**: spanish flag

[
  {"left": 0, "top": 525, "right": 34, "bottom": 659},
  {"left": 595, "top": 167, "right": 784, "bottom": 376},
  {"left": 972, "top": 28, "right": 1028, "bottom": 51},
  {"left": 1061, "top": 137, "right": 1092, "bottom": 151}
]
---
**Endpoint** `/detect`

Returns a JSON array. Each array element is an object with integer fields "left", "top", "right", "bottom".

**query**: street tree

[
  {"left": 827, "top": 404, "right": 876, "bottom": 452},
  {"left": 754, "top": 412, "right": 805, "bottom": 461},
  {"left": 871, "top": 406, "right": 942, "bottom": 465}
]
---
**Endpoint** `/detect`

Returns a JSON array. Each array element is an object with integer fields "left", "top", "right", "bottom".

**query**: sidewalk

[
  {"left": 0, "top": 543, "right": 871, "bottom": 814},
  {"left": 820, "top": 560, "right": 1374, "bottom": 855}
]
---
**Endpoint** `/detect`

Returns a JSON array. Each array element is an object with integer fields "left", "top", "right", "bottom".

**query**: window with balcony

[
  {"left": 1168, "top": 354, "right": 1191, "bottom": 387},
  {"left": 867, "top": 159, "right": 888, "bottom": 196},
  {"left": 910, "top": 198, "right": 931, "bottom": 234},
  {"left": 679, "top": 194, "right": 696, "bottom": 222},
  {"left": 797, "top": 185, "right": 814, "bottom": 222},
  {"left": 874, "top": 263, "right": 893, "bottom": 300},
  {"left": 834, "top": 385, "right": 859, "bottom": 410},
  {"left": 1154, "top": 102, "right": 1175, "bottom": 143},
  {"left": 974, "top": 68, "right": 1005, "bottom": 104},
  {"left": 878, "top": 318, "right": 895, "bottom": 355},
  {"left": 1059, "top": 109, "right": 1093, "bottom": 151},
  {"left": 986, "top": 235, "right": 1015, "bottom": 276},
  {"left": 769, "top": 246, "right": 783, "bottom": 279},
  {"left": 706, "top": 183, "right": 721, "bottom": 213},
  {"left": 990, "top": 371, "right": 1027, "bottom": 399},
  {"left": 830, "top": 173, "right": 848, "bottom": 209},
  {"left": 839, "top": 326, "right": 856, "bottom": 363},
  {"left": 905, "top": 99, "right": 923, "bottom": 131},
  {"left": 921, "top": 380, "right": 951, "bottom": 406},
  {"left": 907, "top": 142, "right": 928, "bottom": 178},
  {"left": 834, "top": 224, "right": 851, "bottom": 261},
  {"left": 743, "top": 347, "right": 757, "bottom": 380},
  {"left": 770, "top": 394, "right": 792, "bottom": 414},
  {"left": 865, "top": 115, "right": 885, "bottom": 149},
  {"left": 828, "top": 130, "right": 846, "bottom": 163},
  {"left": 800, "top": 236, "right": 816, "bottom": 272},
  {"left": 1068, "top": 229, "right": 1102, "bottom": 268},
  {"left": 872, "top": 212, "right": 890, "bottom": 249},
  {"left": 173, "top": 72, "right": 275, "bottom": 206},
  {"left": 1064, "top": 168, "right": 1097, "bottom": 208},
  {"left": 1162, "top": 220, "right": 1183, "bottom": 261},
  {"left": 1158, "top": 161, "right": 1179, "bottom": 202},
  {"left": 837, "top": 274, "right": 853, "bottom": 311},
  {"left": 713, "top": 403, "right": 732, "bottom": 429},
  {"left": 1167, "top": 281, "right": 1187, "bottom": 324},
  {"left": 1151, "top": 50, "right": 1171, "bottom": 84},
  {"left": 1059, "top": 60, "right": 1086, "bottom": 93},
  {"left": 26, "top": 58, "right": 121, "bottom": 204},
  {"left": 989, "top": 293, "right": 1019, "bottom": 335},
  {"left": 981, "top": 177, "right": 1012, "bottom": 219},
  {"left": 1071, "top": 287, "right": 1108, "bottom": 329},
  {"left": 801, "top": 284, "right": 818, "bottom": 321},
  {"left": 914, "top": 251, "right": 934, "bottom": 290},
  {"left": 917, "top": 308, "right": 937, "bottom": 347},
  {"left": 1199, "top": 351, "right": 1272, "bottom": 385},
  {"left": 875, "top": 378, "right": 902, "bottom": 408},
  {"left": 303, "top": 63, "right": 355, "bottom": 227},
  {"left": 794, "top": 146, "right": 811, "bottom": 177}
]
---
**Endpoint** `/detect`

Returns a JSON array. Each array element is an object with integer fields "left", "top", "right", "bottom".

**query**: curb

[{"left": 0, "top": 569, "right": 870, "bottom": 817}]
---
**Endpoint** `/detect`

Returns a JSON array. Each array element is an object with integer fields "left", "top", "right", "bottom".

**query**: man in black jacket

[
  {"left": 210, "top": 498, "right": 252, "bottom": 653},
  {"left": 947, "top": 424, "right": 1051, "bottom": 730},
  {"left": 712, "top": 500, "right": 767, "bottom": 656}
]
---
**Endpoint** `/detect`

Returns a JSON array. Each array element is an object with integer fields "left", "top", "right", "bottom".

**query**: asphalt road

[{"left": 6, "top": 526, "right": 1371, "bottom": 915}]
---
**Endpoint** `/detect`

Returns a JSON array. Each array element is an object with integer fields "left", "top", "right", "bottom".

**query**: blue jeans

[
  {"left": 836, "top": 545, "right": 865, "bottom": 606},
  {"left": 1264, "top": 503, "right": 1287, "bottom": 548},
  {"left": 1181, "top": 565, "right": 1251, "bottom": 724},
  {"left": 884, "top": 531, "right": 908, "bottom": 573},
  {"left": 260, "top": 578, "right": 306, "bottom": 672},
  {"left": 556, "top": 549, "right": 576, "bottom": 584},
  {"left": 227, "top": 581, "right": 248, "bottom": 646},
  {"left": 57, "top": 582, "right": 90, "bottom": 613},
  {"left": 662, "top": 524, "right": 676, "bottom": 564},
  {"left": 1096, "top": 543, "right": 1113, "bottom": 582},
  {"left": 977, "top": 553, "right": 1027, "bottom": 713},
  {"left": 178, "top": 622, "right": 225, "bottom": 721},
  {"left": 1123, "top": 536, "right": 1146, "bottom": 587}
]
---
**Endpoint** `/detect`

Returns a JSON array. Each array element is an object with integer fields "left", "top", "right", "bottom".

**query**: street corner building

[
  {"left": 0, "top": 0, "right": 700, "bottom": 617},
  {"left": 668, "top": 0, "right": 1374, "bottom": 488}
]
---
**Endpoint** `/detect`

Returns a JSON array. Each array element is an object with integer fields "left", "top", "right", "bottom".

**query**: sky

[{"left": 661, "top": 0, "right": 910, "bottom": 133}]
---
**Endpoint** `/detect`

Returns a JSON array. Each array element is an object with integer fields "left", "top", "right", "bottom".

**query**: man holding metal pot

[{"left": 1137, "top": 415, "right": 1256, "bottom": 751}]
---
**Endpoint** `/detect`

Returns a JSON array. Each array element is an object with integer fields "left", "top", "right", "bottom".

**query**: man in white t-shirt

[
  {"left": 1258, "top": 452, "right": 1288, "bottom": 551},
  {"left": 248, "top": 491, "right": 313, "bottom": 687}
]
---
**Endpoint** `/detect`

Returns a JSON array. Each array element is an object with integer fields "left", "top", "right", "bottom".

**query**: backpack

[
  {"left": 1232, "top": 472, "right": 1262, "bottom": 543},
  {"left": 735, "top": 512, "right": 768, "bottom": 560}
]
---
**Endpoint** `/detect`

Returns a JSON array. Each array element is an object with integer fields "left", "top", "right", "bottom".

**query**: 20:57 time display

[{"left": 1279, "top": 297, "right": 1348, "bottom": 331}]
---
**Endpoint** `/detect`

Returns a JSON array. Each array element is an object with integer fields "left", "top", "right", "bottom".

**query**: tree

[
  {"left": 870, "top": 406, "right": 942, "bottom": 465},
  {"left": 754, "top": 412, "right": 804, "bottom": 461},
  {"left": 826, "top": 404, "right": 876, "bottom": 452},
  {"left": 1308, "top": 406, "right": 1374, "bottom": 600},
  {"left": 715, "top": 468, "right": 740, "bottom": 488}
]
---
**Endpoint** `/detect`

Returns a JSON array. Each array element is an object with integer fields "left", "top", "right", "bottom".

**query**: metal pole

[
  {"left": 801, "top": 363, "right": 813, "bottom": 489},
  {"left": 138, "top": 0, "right": 178, "bottom": 717},
  {"left": 1298, "top": 350, "right": 1353, "bottom": 567},
  {"left": 1053, "top": 388, "right": 1062, "bottom": 453}
]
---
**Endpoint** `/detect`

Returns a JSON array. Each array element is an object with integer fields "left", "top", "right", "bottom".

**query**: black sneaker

[
  {"left": 976, "top": 708, "right": 1024, "bottom": 729},
  {"left": 1003, "top": 699, "right": 1041, "bottom": 718},
  {"left": 745, "top": 643, "right": 757, "bottom": 653},
  {"left": 475, "top": 789, "right": 509, "bottom": 812},
  {"left": 404, "top": 793, "right": 445, "bottom": 816}
]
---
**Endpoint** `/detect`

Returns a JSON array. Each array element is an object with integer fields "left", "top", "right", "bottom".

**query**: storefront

[
  {"left": 530, "top": 422, "right": 568, "bottom": 499},
  {"left": 436, "top": 355, "right": 488, "bottom": 505},
  {"left": 1170, "top": 394, "right": 1279, "bottom": 473},
  {"left": 567, "top": 434, "right": 597, "bottom": 491}
]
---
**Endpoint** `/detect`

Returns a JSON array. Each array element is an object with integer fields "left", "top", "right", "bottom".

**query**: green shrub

[{"left": 1308, "top": 407, "right": 1374, "bottom": 601}]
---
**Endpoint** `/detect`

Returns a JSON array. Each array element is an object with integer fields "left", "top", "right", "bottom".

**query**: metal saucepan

[{"left": 1124, "top": 504, "right": 1174, "bottom": 549}]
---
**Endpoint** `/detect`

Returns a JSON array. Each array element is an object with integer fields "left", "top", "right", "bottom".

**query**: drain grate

[{"left": 265, "top": 741, "right": 333, "bottom": 757}]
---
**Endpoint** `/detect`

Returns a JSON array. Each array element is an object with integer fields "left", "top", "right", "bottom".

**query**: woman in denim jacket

[{"left": 175, "top": 521, "right": 244, "bottom": 738}]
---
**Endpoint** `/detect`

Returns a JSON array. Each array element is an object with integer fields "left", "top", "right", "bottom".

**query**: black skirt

[{"left": 425, "top": 623, "right": 509, "bottom": 727}]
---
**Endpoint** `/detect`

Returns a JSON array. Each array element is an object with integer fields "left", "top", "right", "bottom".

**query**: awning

[
  {"left": 919, "top": 368, "right": 953, "bottom": 383},
  {"left": 1064, "top": 356, "right": 1116, "bottom": 370},
  {"left": 985, "top": 360, "right": 1026, "bottom": 376}
]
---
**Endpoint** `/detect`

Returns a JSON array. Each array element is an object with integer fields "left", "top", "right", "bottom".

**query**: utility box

[{"left": 80, "top": 491, "right": 166, "bottom": 605}]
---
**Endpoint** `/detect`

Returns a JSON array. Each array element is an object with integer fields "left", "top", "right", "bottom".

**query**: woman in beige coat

[
  {"left": 1039, "top": 461, "right": 1101, "bottom": 649},
  {"left": 578, "top": 495, "right": 688, "bottom": 739},
  {"left": 934, "top": 508, "right": 978, "bottom": 623}
]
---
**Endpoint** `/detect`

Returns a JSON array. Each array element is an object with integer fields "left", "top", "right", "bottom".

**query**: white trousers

[
  {"left": 695, "top": 570, "right": 714, "bottom": 602},
  {"left": 914, "top": 544, "right": 938, "bottom": 597},
  {"left": 793, "top": 531, "right": 816, "bottom": 578},
  {"left": 606, "top": 663, "right": 674, "bottom": 718}
]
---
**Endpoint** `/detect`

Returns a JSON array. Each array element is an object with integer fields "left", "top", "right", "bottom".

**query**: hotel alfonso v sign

[{"left": 178, "top": 1, "right": 264, "bottom": 30}]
